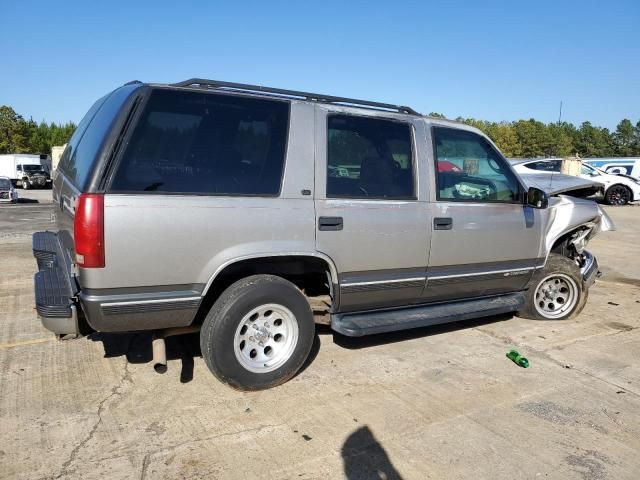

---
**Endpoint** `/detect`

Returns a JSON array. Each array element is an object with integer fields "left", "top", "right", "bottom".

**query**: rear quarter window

[
  {"left": 59, "top": 85, "right": 139, "bottom": 190},
  {"left": 109, "top": 89, "right": 290, "bottom": 196}
]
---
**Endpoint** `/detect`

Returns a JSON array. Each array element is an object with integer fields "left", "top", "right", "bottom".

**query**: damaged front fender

[{"left": 543, "top": 196, "right": 615, "bottom": 257}]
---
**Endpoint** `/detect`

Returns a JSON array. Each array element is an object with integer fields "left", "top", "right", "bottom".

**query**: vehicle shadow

[
  {"left": 89, "top": 331, "right": 201, "bottom": 383},
  {"left": 87, "top": 313, "right": 512, "bottom": 384},
  {"left": 342, "top": 425, "right": 403, "bottom": 479},
  {"left": 89, "top": 327, "right": 323, "bottom": 384},
  {"left": 16, "top": 198, "right": 40, "bottom": 204}
]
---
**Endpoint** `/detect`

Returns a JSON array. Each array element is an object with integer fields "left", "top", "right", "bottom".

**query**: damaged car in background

[{"left": 32, "top": 79, "right": 614, "bottom": 390}]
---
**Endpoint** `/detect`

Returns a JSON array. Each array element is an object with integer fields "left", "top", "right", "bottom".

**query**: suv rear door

[
  {"left": 314, "top": 108, "right": 432, "bottom": 312},
  {"left": 424, "top": 125, "right": 544, "bottom": 302}
]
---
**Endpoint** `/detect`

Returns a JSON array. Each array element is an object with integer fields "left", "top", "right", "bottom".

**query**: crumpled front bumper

[{"left": 580, "top": 250, "right": 601, "bottom": 288}]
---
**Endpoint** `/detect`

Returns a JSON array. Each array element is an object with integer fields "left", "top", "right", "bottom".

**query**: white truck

[{"left": 0, "top": 154, "right": 52, "bottom": 189}]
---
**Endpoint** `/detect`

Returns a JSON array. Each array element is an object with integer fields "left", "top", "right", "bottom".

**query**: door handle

[
  {"left": 434, "top": 217, "right": 452, "bottom": 230},
  {"left": 318, "top": 216, "right": 343, "bottom": 231}
]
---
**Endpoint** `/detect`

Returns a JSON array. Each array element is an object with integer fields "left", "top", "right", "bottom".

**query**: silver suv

[{"left": 33, "top": 79, "right": 613, "bottom": 390}]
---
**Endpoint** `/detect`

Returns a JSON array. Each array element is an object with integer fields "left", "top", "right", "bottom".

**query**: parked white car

[
  {"left": 0, "top": 176, "right": 19, "bottom": 203},
  {"left": 512, "top": 158, "right": 640, "bottom": 206},
  {"left": 585, "top": 158, "right": 640, "bottom": 180}
]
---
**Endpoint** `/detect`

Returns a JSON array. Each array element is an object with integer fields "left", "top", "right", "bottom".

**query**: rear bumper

[
  {"left": 32, "top": 231, "right": 202, "bottom": 334},
  {"left": 32, "top": 231, "right": 81, "bottom": 335}
]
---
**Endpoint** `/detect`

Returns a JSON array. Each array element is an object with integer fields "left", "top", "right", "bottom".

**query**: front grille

[{"left": 0, "top": 192, "right": 9, "bottom": 199}]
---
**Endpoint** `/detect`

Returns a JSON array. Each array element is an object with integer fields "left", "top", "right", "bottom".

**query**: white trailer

[{"left": 0, "top": 154, "right": 52, "bottom": 188}]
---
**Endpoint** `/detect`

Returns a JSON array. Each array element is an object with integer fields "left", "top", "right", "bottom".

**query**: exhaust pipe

[{"left": 151, "top": 325, "right": 201, "bottom": 374}]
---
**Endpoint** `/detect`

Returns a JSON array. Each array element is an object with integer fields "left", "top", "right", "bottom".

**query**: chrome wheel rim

[
  {"left": 233, "top": 303, "right": 298, "bottom": 373},
  {"left": 534, "top": 273, "right": 579, "bottom": 319}
]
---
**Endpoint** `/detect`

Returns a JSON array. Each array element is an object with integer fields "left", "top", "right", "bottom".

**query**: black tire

[
  {"left": 200, "top": 274, "right": 315, "bottom": 390},
  {"left": 22, "top": 179, "right": 29, "bottom": 190},
  {"left": 605, "top": 184, "right": 632, "bottom": 206},
  {"left": 518, "top": 254, "right": 588, "bottom": 320}
]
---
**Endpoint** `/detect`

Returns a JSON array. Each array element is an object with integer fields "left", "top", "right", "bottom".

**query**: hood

[
  {"left": 519, "top": 173, "right": 603, "bottom": 196},
  {"left": 543, "top": 195, "right": 615, "bottom": 253}
]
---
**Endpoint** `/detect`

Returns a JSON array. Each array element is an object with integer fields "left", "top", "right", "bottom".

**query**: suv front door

[
  {"left": 424, "top": 126, "right": 544, "bottom": 302},
  {"left": 314, "top": 109, "right": 431, "bottom": 312}
]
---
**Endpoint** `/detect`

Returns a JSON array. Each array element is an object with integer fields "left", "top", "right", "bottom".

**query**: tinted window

[
  {"left": 110, "top": 90, "right": 290, "bottom": 195},
  {"left": 59, "top": 85, "right": 138, "bottom": 189},
  {"left": 0, "top": 178, "right": 11, "bottom": 189},
  {"left": 524, "top": 160, "right": 561, "bottom": 172},
  {"left": 433, "top": 127, "right": 520, "bottom": 202},
  {"left": 327, "top": 115, "right": 414, "bottom": 199}
]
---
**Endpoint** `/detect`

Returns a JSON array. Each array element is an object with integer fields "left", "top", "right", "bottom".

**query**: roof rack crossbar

[{"left": 171, "top": 78, "right": 420, "bottom": 115}]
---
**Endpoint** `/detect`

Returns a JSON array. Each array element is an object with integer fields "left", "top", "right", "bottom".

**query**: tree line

[
  {"left": 0, "top": 106, "right": 76, "bottom": 156},
  {"left": 429, "top": 113, "right": 640, "bottom": 158},
  {"left": 1, "top": 103, "right": 639, "bottom": 159}
]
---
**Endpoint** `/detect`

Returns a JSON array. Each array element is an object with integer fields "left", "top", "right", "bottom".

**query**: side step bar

[{"left": 331, "top": 293, "right": 525, "bottom": 337}]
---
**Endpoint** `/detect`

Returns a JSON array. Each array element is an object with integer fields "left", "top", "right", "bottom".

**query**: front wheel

[
  {"left": 22, "top": 179, "right": 30, "bottom": 190},
  {"left": 200, "top": 275, "right": 315, "bottom": 390},
  {"left": 518, "top": 254, "right": 588, "bottom": 320}
]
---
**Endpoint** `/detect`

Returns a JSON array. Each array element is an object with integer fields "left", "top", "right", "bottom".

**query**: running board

[{"left": 331, "top": 293, "right": 525, "bottom": 337}]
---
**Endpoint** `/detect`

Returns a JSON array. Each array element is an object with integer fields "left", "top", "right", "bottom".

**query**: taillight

[{"left": 74, "top": 194, "right": 105, "bottom": 268}]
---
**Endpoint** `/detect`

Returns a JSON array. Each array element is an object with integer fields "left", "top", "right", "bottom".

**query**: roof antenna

[{"left": 558, "top": 100, "right": 563, "bottom": 124}]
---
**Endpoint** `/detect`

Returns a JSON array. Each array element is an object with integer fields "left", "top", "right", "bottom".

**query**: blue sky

[{"left": 1, "top": 0, "right": 638, "bottom": 129}]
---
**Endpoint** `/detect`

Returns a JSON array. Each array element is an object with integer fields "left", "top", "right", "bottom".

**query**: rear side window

[
  {"left": 524, "top": 160, "right": 561, "bottom": 172},
  {"left": 59, "top": 85, "right": 138, "bottom": 189},
  {"left": 327, "top": 115, "right": 414, "bottom": 199},
  {"left": 110, "top": 90, "right": 290, "bottom": 195}
]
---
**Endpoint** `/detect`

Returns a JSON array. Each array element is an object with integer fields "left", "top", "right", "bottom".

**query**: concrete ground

[{"left": 0, "top": 191, "right": 638, "bottom": 480}]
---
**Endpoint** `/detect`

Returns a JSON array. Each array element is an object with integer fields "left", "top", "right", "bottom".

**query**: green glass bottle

[{"left": 506, "top": 349, "right": 529, "bottom": 368}]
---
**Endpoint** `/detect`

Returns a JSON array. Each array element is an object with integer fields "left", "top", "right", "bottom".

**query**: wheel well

[
  {"left": 550, "top": 226, "right": 591, "bottom": 261},
  {"left": 192, "top": 256, "right": 334, "bottom": 325}
]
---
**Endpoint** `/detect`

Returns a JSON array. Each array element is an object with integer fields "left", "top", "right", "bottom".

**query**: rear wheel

[
  {"left": 605, "top": 184, "right": 631, "bottom": 205},
  {"left": 200, "top": 275, "right": 315, "bottom": 390},
  {"left": 519, "top": 254, "right": 588, "bottom": 320}
]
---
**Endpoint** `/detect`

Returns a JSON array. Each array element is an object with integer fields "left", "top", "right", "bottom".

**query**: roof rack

[{"left": 171, "top": 78, "right": 420, "bottom": 116}]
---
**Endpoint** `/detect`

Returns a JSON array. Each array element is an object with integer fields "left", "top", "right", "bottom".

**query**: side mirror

[{"left": 526, "top": 187, "right": 548, "bottom": 209}]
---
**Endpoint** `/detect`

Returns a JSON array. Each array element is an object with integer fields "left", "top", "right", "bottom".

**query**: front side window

[
  {"left": 110, "top": 90, "right": 290, "bottom": 195},
  {"left": 581, "top": 164, "right": 600, "bottom": 176},
  {"left": 433, "top": 127, "right": 521, "bottom": 202},
  {"left": 327, "top": 115, "right": 414, "bottom": 199}
]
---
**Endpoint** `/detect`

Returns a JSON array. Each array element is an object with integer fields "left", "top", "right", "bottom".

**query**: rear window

[
  {"left": 109, "top": 89, "right": 290, "bottom": 196},
  {"left": 58, "top": 85, "right": 139, "bottom": 189}
]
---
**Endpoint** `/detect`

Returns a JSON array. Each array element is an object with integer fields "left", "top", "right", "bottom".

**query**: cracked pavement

[{"left": 0, "top": 191, "right": 639, "bottom": 479}]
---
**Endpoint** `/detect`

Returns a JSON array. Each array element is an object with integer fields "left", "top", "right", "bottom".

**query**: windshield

[
  {"left": 22, "top": 165, "right": 45, "bottom": 172},
  {"left": 0, "top": 178, "right": 11, "bottom": 189},
  {"left": 581, "top": 164, "right": 600, "bottom": 176}
]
